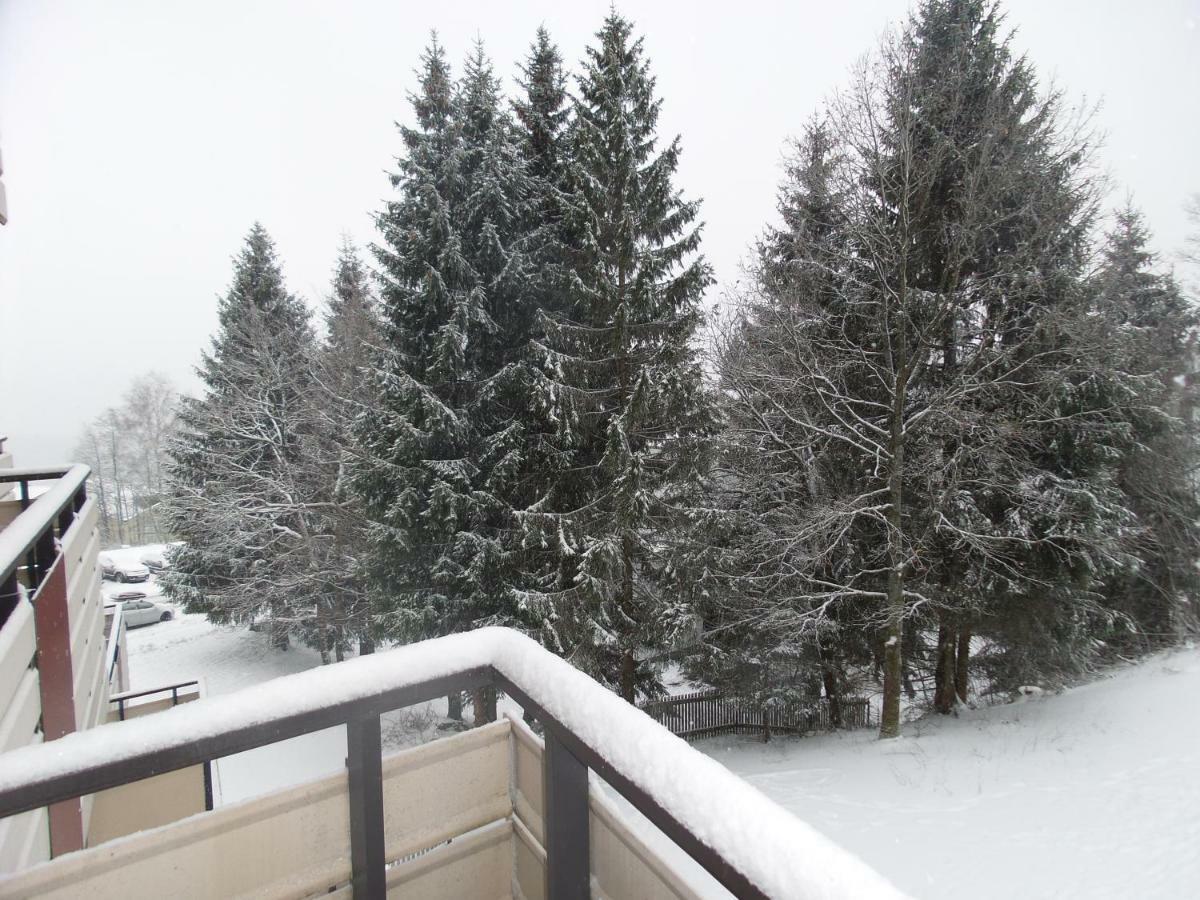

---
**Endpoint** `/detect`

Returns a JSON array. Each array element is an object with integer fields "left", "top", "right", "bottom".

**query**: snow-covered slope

[
  {"left": 700, "top": 646, "right": 1200, "bottom": 899},
  {"left": 113, "top": 546, "right": 1197, "bottom": 897}
]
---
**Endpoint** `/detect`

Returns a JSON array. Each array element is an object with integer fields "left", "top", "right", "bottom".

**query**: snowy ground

[
  {"left": 105, "top": 547, "right": 462, "bottom": 804},
  {"left": 691, "top": 646, "right": 1200, "bottom": 899},
  {"left": 107, "top": 544, "right": 1200, "bottom": 896}
]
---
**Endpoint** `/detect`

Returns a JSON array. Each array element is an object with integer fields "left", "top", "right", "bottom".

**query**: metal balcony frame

[
  {"left": 0, "top": 658, "right": 767, "bottom": 900},
  {"left": 0, "top": 465, "right": 90, "bottom": 629}
]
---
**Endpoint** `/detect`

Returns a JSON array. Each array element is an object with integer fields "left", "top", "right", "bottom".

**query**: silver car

[{"left": 99, "top": 553, "right": 151, "bottom": 583}]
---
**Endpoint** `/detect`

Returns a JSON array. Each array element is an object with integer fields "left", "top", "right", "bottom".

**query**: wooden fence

[{"left": 639, "top": 690, "right": 870, "bottom": 740}]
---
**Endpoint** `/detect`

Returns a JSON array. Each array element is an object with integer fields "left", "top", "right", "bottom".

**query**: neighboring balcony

[{"left": 0, "top": 465, "right": 207, "bottom": 868}]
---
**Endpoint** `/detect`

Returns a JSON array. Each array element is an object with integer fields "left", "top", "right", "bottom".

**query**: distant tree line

[
  {"left": 161, "top": 2, "right": 1200, "bottom": 736},
  {"left": 74, "top": 372, "right": 178, "bottom": 546}
]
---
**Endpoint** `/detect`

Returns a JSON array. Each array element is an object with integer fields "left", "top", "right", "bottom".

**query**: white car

[
  {"left": 99, "top": 553, "right": 150, "bottom": 583},
  {"left": 110, "top": 593, "right": 174, "bottom": 627}
]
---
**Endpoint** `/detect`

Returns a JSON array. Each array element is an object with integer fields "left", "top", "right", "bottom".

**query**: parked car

[
  {"left": 108, "top": 590, "right": 146, "bottom": 604},
  {"left": 98, "top": 553, "right": 150, "bottom": 583},
  {"left": 139, "top": 549, "right": 169, "bottom": 573},
  {"left": 112, "top": 595, "right": 174, "bottom": 628}
]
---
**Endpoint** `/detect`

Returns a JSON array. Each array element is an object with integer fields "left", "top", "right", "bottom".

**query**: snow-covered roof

[{"left": 0, "top": 627, "right": 904, "bottom": 899}]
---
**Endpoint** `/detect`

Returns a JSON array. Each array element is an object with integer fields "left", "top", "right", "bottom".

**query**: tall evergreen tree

[
  {"left": 164, "top": 224, "right": 332, "bottom": 650},
  {"left": 513, "top": 27, "right": 570, "bottom": 187},
  {"left": 320, "top": 238, "right": 383, "bottom": 658},
  {"left": 325, "top": 237, "right": 381, "bottom": 395},
  {"left": 889, "top": 0, "right": 1110, "bottom": 710},
  {"left": 353, "top": 38, "right": 477, "bottom": 644},
  {"left": 507, "top": 27, "right": 583, "bottom": 635},
  {"left": 1093, "top": 206, "right": 1200, "bottom": 646},
  {"left": 352, "top": 39, "right": 542, "bottom": 676},
  {"left": 696, "top": 120, "right": 867, "bottom": 718},
  {"left": 704, "top": 0, "right": 1120, "bottom": 736},
  {"left": 521, "top": 12, "right": 715, "bottom": 701}
]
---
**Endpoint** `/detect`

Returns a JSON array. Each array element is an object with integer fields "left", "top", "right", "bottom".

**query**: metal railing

[
  {"left": 641, "top": 691, "right": 871, "bottom": 740},
  {"left": 103, "top": 603, "right": 124, "bottom": 683},
  {"left": 0, "top": 465, "right": 89, "bottom": 628},
  {"left": 109, "top": 680, "right": 200, "bottom": 721},
  {"left": 107, "top": 680, "right": 212, "bottom": 812},
  {"left": 0, "top": 648, "right": 767, "bottom": 898}
]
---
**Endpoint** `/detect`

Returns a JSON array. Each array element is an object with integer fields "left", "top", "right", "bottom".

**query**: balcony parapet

[{"left": 0, "top": 628, "right": 905, "bottom": 899}]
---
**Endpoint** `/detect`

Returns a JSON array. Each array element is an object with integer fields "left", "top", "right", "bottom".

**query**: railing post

[
  {"left": 0, "top": 571, "right": 19, "bottom": 625},
  {"left": 346, "top": 714, "right": 386, "bottom": 899},
  {"left": 202, "top": 760, "right": 214, "bottom": 811},
  {"left": 543, "top": 727, "right": 590, "bottom": 899}
]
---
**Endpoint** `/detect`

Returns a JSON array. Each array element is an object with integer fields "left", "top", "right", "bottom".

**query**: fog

[{"left": 1, "top": 0, "right": 1196, "bottom": 465}]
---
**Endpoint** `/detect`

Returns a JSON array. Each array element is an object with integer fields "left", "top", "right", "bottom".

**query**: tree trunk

[
  {"left": 359, "top": 635, "right": 375, "bottom": 656},
  {"left": 447, "top": 692, "right": 463, "bottom": 721},
  {"left": 619, "top": 649, "right": 636, "bottom": 704},
  {"left": 955, "top": 625, "right": 972, "bottom": 703},
  {"left": 317, "top": 604, "right": 331, "bottom": 665},
  {"left": 880, "top": 375, "right": 907, "bottom": 739},
  {"left": 821, "top": 665, "right": 843, "bottom": 728},
  {"left": 618, "top": 529, "right": 637, "bottom": 703},
  {"left": 472, "top": 687, "right": 497, "bottom": 726},
  {"left": 933, "top": 617, "right": 957, "bottom": 714}
]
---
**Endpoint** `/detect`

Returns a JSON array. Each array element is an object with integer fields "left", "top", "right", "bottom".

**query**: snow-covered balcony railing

[
  {"left": 0, "top": 628, "right": 900, "bottom": 899},
  {"left": 0, "top": 465, "right": 91, "bottom": 627}
]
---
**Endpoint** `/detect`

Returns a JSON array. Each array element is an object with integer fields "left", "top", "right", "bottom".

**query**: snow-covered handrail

[
  {"left": 0, "top": 628, "right": 904, "bottom": 899},
  {"left": 103, "top": 601, "right": 123, "bottom": 683},
  {"left": 0, "top": 464, "right": 88, "bottom": 625}
]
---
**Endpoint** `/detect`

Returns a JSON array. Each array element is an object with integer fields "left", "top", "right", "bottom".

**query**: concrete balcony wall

[
  {"left": 0, "top": 601, "right": 48, "bottom": 873},
  {"left": 88, "top": 691, "right": 206, "bottom": 846},
  {"left": 509, "top": 717, "right": 703, "bottom": 900},
  {"left": 0, "top": 476, "right": 120, "bottom": 870},
  {"left": 0, "top": 717, "right": 705, "bottom": 899}
]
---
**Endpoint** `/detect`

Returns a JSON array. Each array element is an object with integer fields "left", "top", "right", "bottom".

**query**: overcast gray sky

[{"left": 2, "top": 0, "right": 1197, "bottom": 466}]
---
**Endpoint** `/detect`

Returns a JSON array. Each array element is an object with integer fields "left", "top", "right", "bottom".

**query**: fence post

[
  {"left": 346, "top": 715, "right": 386, "bottom": 899},
  {"left": 543, "top": 727, "right": 590, "bottom": 899}
]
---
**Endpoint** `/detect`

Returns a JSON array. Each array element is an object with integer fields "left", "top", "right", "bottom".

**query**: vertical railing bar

[
  {"left": 543, "top": 726, "right": 589, "bottom": 899},
  {"left": 346, "top": 714, "right": 385, "bottom": 899},
  {"left": 0, "top": 572, "right": 19, "bottom": 627},
  {"left": 34, "top": 526, "right": 55, "bottom": 583},
  {"left": 202, "top": 760, "right": 214, "bottom": 811}
]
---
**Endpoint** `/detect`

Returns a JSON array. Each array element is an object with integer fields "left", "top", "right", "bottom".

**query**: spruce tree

[
  {"left": 320, "top": 238, "right": 382, "bottom": 657},
  {"left": 325, "top": 237, "right": 381, "bottom": 397},
  {"left": 164, "top": 224, "right": 330, "bottom": 649},
  {"left": 696, "top": 120, "right": 867, "bottom": 717},
  {"left": 353, "top": 39, "right": 542, "bottom": 671},
  {"left": 507, "top": 27, "right": 583, "bottom": 629},
  {"left": 513, "top": 27, "right": 570, "bottom": 187},
  {"left": 874, "top": 0, "right": 1126, "bottom": 715},
  {"left": 1093, "top": 206, "right": 1200, "bottom": 646},
  {"left": 352, "top": 38, "right": 476, "bottom": 644},
  {"left": 704, "top": 0, "right": 1123, "bottom": 736},
  {"left": 521, "top": 12, "right": 715, "bottom": 701}
]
